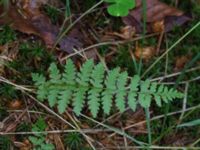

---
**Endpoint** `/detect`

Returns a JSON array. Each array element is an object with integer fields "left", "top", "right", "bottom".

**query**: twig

[
  {"left": 61, "top": 33, "right": 158, "bottom": 61},
  {"left": 142, "top": 21, "right": 200, "bottom": 78},
  {"left": 179, "top": 82, "right": 189, "bottom": 121}
]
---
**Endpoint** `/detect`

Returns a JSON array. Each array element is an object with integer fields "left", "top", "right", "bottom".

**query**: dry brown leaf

[
  {"left": 174, "top": 55, "right": 190, "bottom": 71},
  {"left": 8, "top": 99, "right": 23, "bottom": 110},
  {"left": 0, "top": 1, "right": 82, "bottom": 54},
  {"left": 120, "top": 25, "right": 136, "bottom": 39},
  {"left": 134, "top": 46, "right": 156, "bottom": 61},
  {"left": 152, "top": 20, "right": 165, "bottom": 33},
  {"left": 123, "top": 0, "right": 190, "bottom": 33},
  {"left": 14, "top": 139, "right": 32, "bottom": 150}
]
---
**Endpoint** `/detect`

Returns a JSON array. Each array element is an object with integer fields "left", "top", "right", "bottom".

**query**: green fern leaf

[
  {"left": 128, "top": 75, "right": 140, "bottom": 111},
  {"left": 102, "top": 68, "right": 120, "bottom": 114},
  {"left": 76, "top": 60, "right": 94, "bottom": 85},
  {"left": 150, "top": 83, "right": 162, "bottom": 107},
  {"left": 58, "top": 90, "right": 72, "bottom": 113},
  {"left": 154, "top": 95, "right": 162, "bottom": 107},
  {"left": 47, "top": 63, "right": 61, "bottom": 108},
  {"left": 73, "top": 60, "right": 94, "bottom": 115},
  {"left": 32, "top": 73, "right": 47, "bottom": 101},
  {"left": 116, "top": 71, "right": 128, "bottom": 112},
  {"left": 32, "top": 73, "right": 45, "bottom": 85},
  {"left": 88, "top": 63, "right": 105, "bottom": 117},
  {"left": 89, "top": 63, "right": 105, "bottom": 88},
  {"left": 47, "top": 88, "right": 59, "bottom": 107},
  {"left": 88, "top": 89, "right": 101, "bottom": 117},
  {"left": 139, "top": 79, "right": 151, "bottom": 108},
  {"left": 62, "top": 59, "right": 76, "bottom": 84},
  {"left": 49, "top": 63, "right": 61, "bottom": 83},
  {"left": 57, "top": 59, "right": 77, "bottom": 114},
  {"left": 73, "top": 87, "right": 87, "bottom": 116}
]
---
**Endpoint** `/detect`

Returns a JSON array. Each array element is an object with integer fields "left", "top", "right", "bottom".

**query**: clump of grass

[
  {"left": 44, "top": 5, "right": 60, "bottom": 24},
  {"left": 0, "top": 136, "right": 12, "bottom": 150},
  {"left": 0, "top": 83, "right": 17, "bottom": 99},
  {"left": 64, "top": 132, "right": 84, "bottom": 150},
  {"left": 0, "top": 25, "right": 16, "bottom": 45}
]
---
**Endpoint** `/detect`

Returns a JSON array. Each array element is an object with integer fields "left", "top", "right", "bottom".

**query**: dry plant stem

[
  {"left": 0, "top": 129, "right": 114, "bottom": 135},
  {"left": 108, "top": 103, "right": 200, "bottom": 138},
  {"left": 54, "top": 0, "right": 104, "bottom": 48},
  {"left": 160, "top": 75, "right": 200, "bottom": 85},
  {"left": 125, "top": 103, "right": 200, "bottom": 129},
  {"left": 25, "top": 94, "right": 96, "bottom": 149},
  {"left": 7, "top": 110, "right": 47, "bottom": 115},
  {"left": 0, "top": 76, "right": 33, "bottom": 92},
  {"left": 5, "top": 107, "right": 31, "bottom": 132},
  {"left": 61, "top": 33, "right": 158, "bottom": 61},
  {"left": 65, "top": 111, "right": 96, "bottom": 150},
  {"left": 164, "top": 34, "right": 169, "bottom": 76},
  {"left": 97, "top": 146, "right": 200, "bottom": 149},
  {"left": 156, "top": 31, "right": 164, "bottom": 54},
  {"left": 191, "top": 138, "right": 200, "bottom": 147},
  {"left": 142, "top": 21, "right": 200, "bottom": 78},
  {"left": 80, "top": 113, "right": 148, "bottom": 147},
  {"left": 95, "top": 49, "right": 109, "bottom": 72},
  {"left": 0, "top": 55, "right": 12, "bottom": 61},
  {"left": 178, "top": 82, "right": 189, "bottom": 122},
  {"left": 151, "top": 66, "right": 200, "bottom": 82}
]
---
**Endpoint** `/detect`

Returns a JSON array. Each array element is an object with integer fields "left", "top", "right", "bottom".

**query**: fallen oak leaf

[{"left": 122, "top": 0, "right": 191, "bottom": 33}]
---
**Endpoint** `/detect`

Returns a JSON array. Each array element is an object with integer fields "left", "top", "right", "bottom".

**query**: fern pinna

[{"left": 32, "top": 59, "right": 183, "bottom": 117}]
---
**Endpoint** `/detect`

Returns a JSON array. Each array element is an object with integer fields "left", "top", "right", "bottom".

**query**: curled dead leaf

[
  {"left": 134, "top": 46, "right": 156, "bottom": 61},
  {"left": 8, "top": 99, "right": 23, "bottom": 109},
  {"left": 152, "top": 20, "right": 165, "bottom": 33},
  {"left": 123, "top": 0, "right": 190, "bottom": 33},
  {"left": 174, "top": 55, "right": 190, "bottom": 71},
  {"left": 120, "top": 25, "right": 136, "bottom": 39}
]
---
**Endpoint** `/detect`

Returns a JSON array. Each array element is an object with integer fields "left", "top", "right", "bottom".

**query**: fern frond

[
  {"left": 73, "top": 60, "right": 94, "bottom": 115},
  {"left": 76, "top": 60, "right": 94, "bottom": 85},
  {"left": 62, "top": 59, "right": 77, "bottom": 84},
  {"left": 88, "top": 63, "right": 105, "bottom": 117},
  {"left": 102, "top": 68, "right": 120, "bottom": 114},
  {"left": 139, "top": 79, "right": 151, "bottom": 108},
  {"left": 128, "top": 75, "right": 140, "bottom": 111},
  {"left": 57, "top": 60, "right": 76, "bottom": 113},
  {"left": 32, "top": 73, "right": 47, "bottom": 101},
  {"left": 32, "top": 59, "right": 184, "bottom": 117},
  {"left": 47, "top": 63, "right": 61, "bottom": 107},
  {"left": 58, "top": 90, "right": 72, "bottom": 113},
  {"left": 49, "top": 63, "right": 61, "bottom": 83},
  {"left": 48, "top": 88, "right": 59, "bottom": 107},
  {"left": 115, "top": 71, "right": 128, "bottom": 112},
  {"left": 73, "top": 87, "right": 87, "bottom": 116}
]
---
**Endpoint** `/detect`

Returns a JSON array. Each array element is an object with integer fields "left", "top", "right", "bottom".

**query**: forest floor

[{"left": 0, "top": 0, "right": 200, "bottom": 149}]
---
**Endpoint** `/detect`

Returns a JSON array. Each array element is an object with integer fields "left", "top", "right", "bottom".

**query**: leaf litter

[{"left": 0, "top": 0, "right": 199, "bottom": 149}]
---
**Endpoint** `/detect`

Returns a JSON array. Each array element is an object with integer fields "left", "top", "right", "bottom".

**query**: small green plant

[
  {"left": 104, "top": 0, "right": 136, "bottom": 16},
  {"left": 0, "top": 136, "right": 12, "bottom": 150},
  {"left": 44, "top": 5, "right": 60, "bottom": 24},
  {"left": 32, "top": 59, "right": 183, "bottom": 118},
  {"left": 0, "top": 108, "right": 8, "bottom": 121},
  {"left": 0, "top": 83, "right": 18, "bottom": 99},
  {"left": 64, "top": 132, "right": 84, "bottom": 150},
  {"left": 0, "top": 25, "right": 16, "bottom": 45},
  {"left": 29, "top": 118, "right": 55, "bottom": 150}
]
